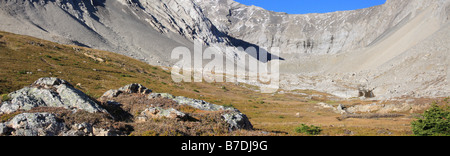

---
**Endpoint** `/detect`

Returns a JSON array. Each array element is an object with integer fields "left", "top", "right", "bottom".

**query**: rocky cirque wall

[{"left": 199, "top": 0, "right": 449, "bottom": 55}]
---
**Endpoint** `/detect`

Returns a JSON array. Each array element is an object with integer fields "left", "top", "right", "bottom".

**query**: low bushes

[
  {"left": 411, "top": 104, "right": 450, "bottom": 136},
  {"left": 294, "top": 124, "right": 322, "bottom": 135}
]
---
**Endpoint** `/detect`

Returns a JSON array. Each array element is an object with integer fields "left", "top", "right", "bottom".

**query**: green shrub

[
  {"left": 120, "top": 74, "right": 132, "bottom": 77},
  {"left": 52, "top": 57, "right": 61, "bottom": 61},
  {"left": 223, "top": 104, "right": 234, "bottom": 108},
  {"left": 1, "top": 94, "right": 10, "bottom": 101},
  {"left": 295, "top": 124, "right": 322, "bottom": 135},
  {"left": 221, "top": 86, "right": 228, "bottom": 92},
  {"left": 0, "top": 112, "right": 20, "bottom": 123},
  {"left": 411, "top": 104, "right": 450, "bottom": 136},
  {"left": 17, "top": 70, "right": 28, "bottom": 75}
]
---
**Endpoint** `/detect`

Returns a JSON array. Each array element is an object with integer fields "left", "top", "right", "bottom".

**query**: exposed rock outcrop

[
  {"left": 0, "top": 112, "right": 121, "bottom": 136},
  {"left": 0, "top": 78, "right": 124, "bottom": 136},
  {"left": 3, "top": 113, "right": 66, "bottom": 136},
  {"left": 101, "top": 83, "right": 152, "bottom": 99},
  {"left": 0, "top": 78, "right": 254, "bottom": 136},
  {"left": 148, "top": 92, "right": 253, "bottom": 130},
  {"left": 0, "top": 77, "right": 107, "bottom": 114}
]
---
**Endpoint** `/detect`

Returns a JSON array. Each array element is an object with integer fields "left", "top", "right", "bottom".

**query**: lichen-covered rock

[
  {"left": 222, "top": 111, "right": 253, "bottom": 130},
  {"left": 174, "top": 96, "right": 229, "bottom": 111},
  {"left": 101, "top": 83, "right": 152, "bottom": 99},
  {"left": 150, "top": 93, "right": 231, "bottom": 111},
  {"left": 118, "top": 83, "right": 152, "bottom": 94},
  {"left": 33, "top": 77, "right": 68, "bottom": 88},
  {"left": 6, "top": 113, "right": 66, "bottom": 136},
  {"left": 101, "top": 89, "right": 122, "bottom": 99},
  {"left": 1, "top": 113, "right": 121, "bottom": 136},
  {"left": 0, "top": 77, "right": 107, "bottom": 114},
  {"left": 137, "top": 107, "right": 187, "bottom": 122},
  {"left": 62, "top": 122, "right": 94, "bottom": 136}
]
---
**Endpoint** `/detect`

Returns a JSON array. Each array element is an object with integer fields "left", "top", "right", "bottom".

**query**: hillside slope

[{"left": 3, "top": 31, "right": 443, "bottom": 136}]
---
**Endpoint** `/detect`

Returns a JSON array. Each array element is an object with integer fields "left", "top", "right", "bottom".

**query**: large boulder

[
  {"left": 5, "top": 113, "right": 66, "bottom": 136},
  {"left": 222, "top": 111, "right": 253, "bottom": 131},
  {"left": 0, "top": 77, "right": 107, "bottom": 114},
  {"left": 0, "top": 112, "right": 121, "bottom": 136}
]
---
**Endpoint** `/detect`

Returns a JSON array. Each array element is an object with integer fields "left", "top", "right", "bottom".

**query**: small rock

[
  {"left": 93, "top": 127, "right": 119, "bottom": 136},
  {"left": 337, "top": 104, "right": 348, "bottom": 114},
  {"left": 148, "top": 93, "right": 175, "bottom": 99},
  {"left": 101, "top": 89, "right": 122, "bottom": 99},
  {"left": 0, "top": 123, "right": 8, "bottom": 135},
  {"left": 118, "top": 83, "right": 152, "bottom": 95},
  {"left": 317, "top": 102, "right": 334, "bottom": 109},
  {"left": 138, "top": 107, "right": 187, "bottom": 121},
  {"left": 343, "top": 129, "right": 354, "bottom": 135},
  {"left": 377, "top": 129, "right": 392, "bottom": 135},
  {"left": 101, "top": 83, "right": 152, "bottom": 99}
]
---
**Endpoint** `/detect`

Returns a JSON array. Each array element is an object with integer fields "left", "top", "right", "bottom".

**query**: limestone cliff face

[
  {"left": 199, "top": 0, "right": 450, "bottom": 55},
  {"left": 121, "top": 0, "right": 230, "bottom": 44}
]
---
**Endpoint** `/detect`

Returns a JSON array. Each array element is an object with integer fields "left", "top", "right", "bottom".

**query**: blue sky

[{"left": 234, "top": 0, "right": 386, "bottom": 14}]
